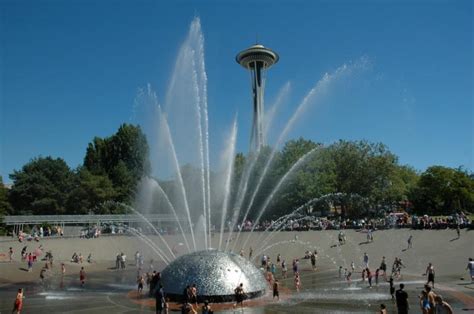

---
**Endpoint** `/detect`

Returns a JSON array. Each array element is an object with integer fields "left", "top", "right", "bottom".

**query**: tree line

[{"left": 0, "top": 124, "right": 472, "bottom": 221}]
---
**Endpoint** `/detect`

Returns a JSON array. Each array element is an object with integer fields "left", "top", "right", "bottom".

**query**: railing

[{"left": 2, "top": 214, "right": 184, "bottom": 225}]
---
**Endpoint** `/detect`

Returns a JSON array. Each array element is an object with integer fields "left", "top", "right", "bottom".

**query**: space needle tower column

[{"left": 236, "top": 44, "right": 279, "bottom": 151}]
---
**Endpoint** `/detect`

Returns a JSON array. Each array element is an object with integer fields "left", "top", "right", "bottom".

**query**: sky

[{"left": 0, "top": 0, "right": 472, "bottom": 183}]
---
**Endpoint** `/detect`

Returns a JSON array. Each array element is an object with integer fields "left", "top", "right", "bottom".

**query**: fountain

[{"left": 132, "top": 16, "right": 368, "bottom": 303}]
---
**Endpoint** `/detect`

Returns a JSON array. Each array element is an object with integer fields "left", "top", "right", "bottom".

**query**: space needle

[{"left": 236, "top": 44, "right": 279, "bottom": 151}]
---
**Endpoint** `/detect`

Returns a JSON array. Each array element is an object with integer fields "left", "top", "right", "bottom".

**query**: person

[
  {"left": 273, "top": 279, "right": 280, "bottom": 300},
  {"left": 155, "top": 284, "right": 165, "bottom": 314},
  {"left": 363, "top": 253, "right": 369, "bottom": 268},
  {"left": 149, "top": 271, "right": 158, "bottom": 297},
  {"left": 380, "top": 256, "right": 387, "bottom": 279},
  {"left": 137, "top": 275, "right": 144, "bottom": 296},
  {"left": 434, "top": 295, "right": 454, "bottom": 314},
  {"left": 425, "top": 285, "right": 437, "bottom": 309},
  {"left": 115, "top": 253, "right": 121, "bottom": 269},
  {"left": 61, "top": 263, "right": 66, "bottom": 275},
  {"left": 163, "top": 297, "right": 169, "bottom": 314},
  {"left": 12, "top": 288, "right": 24, "bottom": 314},
  {"left": 79, "top": 267, "right": 86, "bottom": 287},
  {"left": 27, "top": 253, "right": 33, "bottom": 272},
  {"left": 395, "top": 283, "right": 409, "bottom": 314},
  {"left": 21, "top": 246, "right": 27, "bottom": 260},
  {"left": 407, "top": 235, "right": 413, "bottom": 249},
  {"left": 310, "top": 253, "right": 316, "bottom": 270},
  {"left": 234, "top": 283, "right": 245, "bottom": 308},
  {"left": 182, "top": 285, "right": 190, "bottom": 303},
  {"left": 47, "top": 251, "right": 54, "bottom": 268},
  {"left": 379, "top": 303, "right": 387, "bottom": 314},
  {"left": 425, "top": 262, "right": 435, "bottom": 288},
  {"left": 375, "top": 268, "right": 380, "bottom": 286},
  {"left": 389, "top": 277, "right": 395, "bottom": 299},
  {"left": 135, "top": 251, "right": 140, "bottom": 267},
  {"left": 292, "top": 259, "right": 299, "bottom": 275},
  {"left": 367, "top": 268, "right": 372, "bottom": 287},
  {"left": 120, "top": 252, "right": 126, "bottom": 269},
  {"left": 338, "top": 231, "right": 345, "bottom": 245},
  {"left": 466, "top": 258, "right": 474, "bottom": 283},
  {"left": 40, "top": 267, "right": 47, "bottom": 282},
  {"left": 190, "top": 283, "right": 197, "bottom": 306},
  {"left": 294, "top": 273, "right": 301, "bottom": 292},
  {"left": 202, "top": 300, "right": 213, "bottom": 314},
  {"left": 181, "top": 301, "right": 196, "bottom": 314},
  {"left": 339, "top": 266, "right": 343, "bottom": 278},
  {"left": 351, "top": 261, "right": 355, "bottom": 272},
  {"left": 276, "top": 253, "right": 281, "bottom": 263},
  {"left": 456, "top": 224, "right": 461, "bottom": 238},
  {"left": 78, "top": 253, "right": 83, "bottom": 264},
  {"left": 392, "top": 257, "right": 405, "bottom": 279},
  {"left": 346, "top": 270, "right": 352, "bottom": 283},
  {"left": 9, "top": 247, "right": 13, "bottom": 262},
  {"left": 87, "top": 253, "right": 92, "bottom": 263},
  {"left": 419, "top": 290, "right": 431, "bottom": 314},
  {"left": 271, "top": 263, "right": 276, "bottom": 277},
  {"left": 281, "top": 259, "right": 287, "bottom": 278}
]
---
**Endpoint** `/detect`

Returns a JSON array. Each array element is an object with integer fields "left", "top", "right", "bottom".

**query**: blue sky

[{"left": 1, "top": 0, "right": 472, "bottom": 183}]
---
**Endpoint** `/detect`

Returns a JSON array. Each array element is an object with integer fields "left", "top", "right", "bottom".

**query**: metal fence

[{"left": 2, "top": 214, "right": 183, "bottom": 225}]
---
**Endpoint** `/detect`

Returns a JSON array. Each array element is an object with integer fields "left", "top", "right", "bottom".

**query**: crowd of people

[
  {"left": 230, "top": 211, "right": 472, "bottom": 233},
  {"left": 16, "top": 226, "right": 64, "bottom": 242}
]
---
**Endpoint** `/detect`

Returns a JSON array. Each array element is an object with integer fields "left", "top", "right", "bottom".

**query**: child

[
  {"left": 294, "top": 273, "right": 301, "bottom": 292},
  {"left": 12, "top": 288, "right": 24, "bottom": 314}
]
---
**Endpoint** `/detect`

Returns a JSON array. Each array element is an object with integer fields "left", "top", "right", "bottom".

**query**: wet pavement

[{"left": 1, "top": 259, "right": 473, "bottom": 313}]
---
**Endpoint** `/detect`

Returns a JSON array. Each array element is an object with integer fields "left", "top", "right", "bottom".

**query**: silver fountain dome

[{"left": 160, "top": 250, "right": 267, "bottom": 302}]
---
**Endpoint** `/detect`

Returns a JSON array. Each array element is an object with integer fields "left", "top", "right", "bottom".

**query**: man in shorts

[{"left": 425, "top": 262, "right": 435, "bottom": 288}]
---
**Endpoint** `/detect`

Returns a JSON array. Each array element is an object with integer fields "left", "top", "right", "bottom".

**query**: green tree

[
  {"left": 9, "top": 157, "right": 74, "bottom": 215},
  {"left": 267, "top": 138, "right": 331, "bottom": 218},
  {"left": 0, "top": 176, "right": 12, "bottom": 216},
  {"left": 317, "top": 140, "right": 404, "bottom": 218},
  {"left": 411, "top": 166, "right": 474, "bottom": 215},
  {"left": 84, "top": 124, "right": 151, "bottom": 203},
  {"left": 66, "top": 168, "right": 117, "bottom": 214}
]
